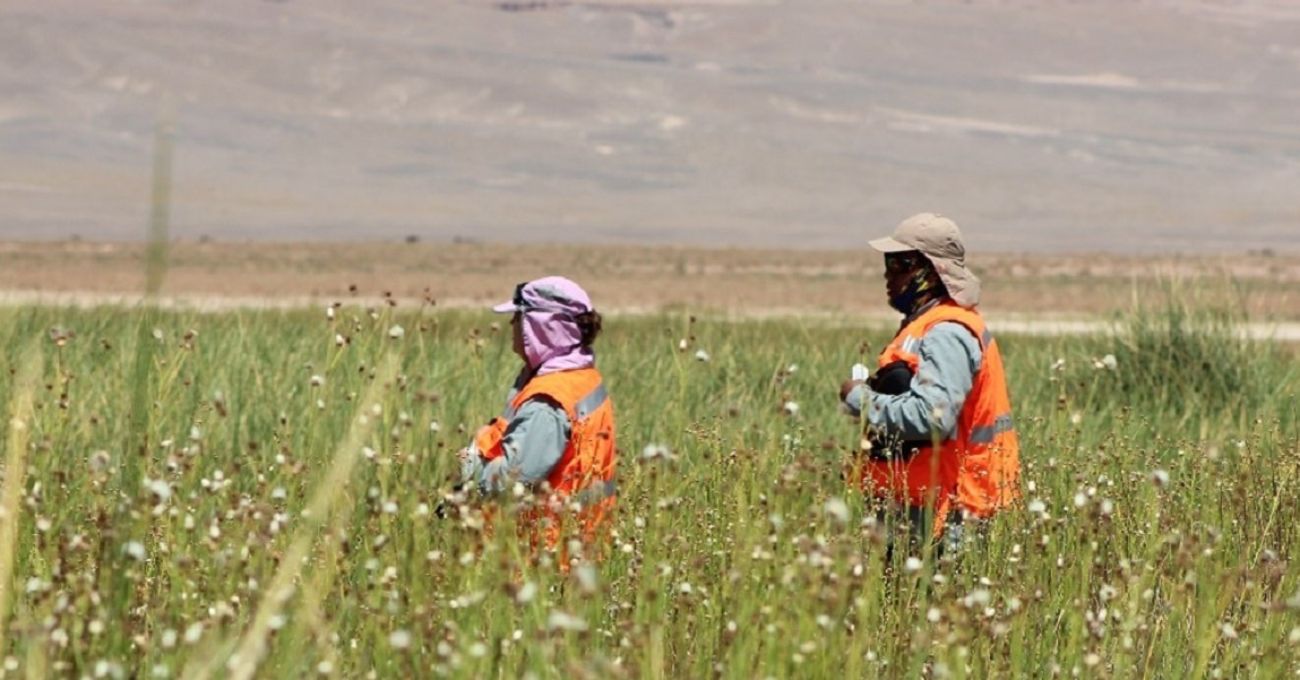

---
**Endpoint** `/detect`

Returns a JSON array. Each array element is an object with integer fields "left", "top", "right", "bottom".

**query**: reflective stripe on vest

[
  {"left": 575, "top": 383, "right": 608, "bottom": 420},
  {"left": 571, "top": 478, "right": 618, "bottom": 506},
  {"left": 969, "top": 414, "right": 1014, "bottom": 444}
]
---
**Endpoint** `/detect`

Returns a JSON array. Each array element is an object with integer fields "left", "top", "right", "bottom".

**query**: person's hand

[
  {"left": 840, "top": 379, "right": 864, "bottom": 403},
  {"left": 435, "top": 483, "right": 467, "bottom": 519}
]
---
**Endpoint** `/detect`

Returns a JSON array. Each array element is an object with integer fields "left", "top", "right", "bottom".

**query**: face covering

[
  {"left": 887, "top": 257, "right": 945, "bottom": 315},
  {"left": 519, "top": 310, "right": 594, "bottom": 376}
]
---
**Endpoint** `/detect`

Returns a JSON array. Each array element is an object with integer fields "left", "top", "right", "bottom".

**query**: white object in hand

[{"left": 851, "top": 363, "right": 869, "bottom": 382}]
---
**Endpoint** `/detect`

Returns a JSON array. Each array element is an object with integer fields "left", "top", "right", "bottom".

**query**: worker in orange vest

[
  {"left": 457, "top": 277, "right": 616, "bottom": 567},
  {"left": 840, "top": 213, "right": 1020, "bottom": 557}
]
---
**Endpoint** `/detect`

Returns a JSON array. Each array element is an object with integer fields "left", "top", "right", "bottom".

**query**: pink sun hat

[{"left": 492, "top": 276, "right": 594, "bottom": 316}]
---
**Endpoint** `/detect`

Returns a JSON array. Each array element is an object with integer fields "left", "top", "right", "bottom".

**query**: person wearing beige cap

[{"left": 841, "top": 213, "right": 1021, "bottom": 559}]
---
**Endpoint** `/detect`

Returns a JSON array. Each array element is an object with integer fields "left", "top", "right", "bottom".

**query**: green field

[{"left": 0, "top": 301, "right": 1295, "bottom": 678}]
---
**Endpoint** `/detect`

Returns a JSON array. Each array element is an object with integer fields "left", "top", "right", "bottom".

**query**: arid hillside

[{"left": 1, "top": 1, "right": 1297, "bottom": 251}]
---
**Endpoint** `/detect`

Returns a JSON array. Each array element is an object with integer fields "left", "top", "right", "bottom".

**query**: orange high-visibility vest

[
  {"left": 472, "top": 367, "right": 617, "bottom": 554},
  {"left": 861, "top": 301, "right": 1021, "bottom": 521}
]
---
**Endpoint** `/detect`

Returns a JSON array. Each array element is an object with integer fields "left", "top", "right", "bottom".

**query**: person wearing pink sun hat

[{"left": 459, "top": 276, "right": 617, "bottom": 568}]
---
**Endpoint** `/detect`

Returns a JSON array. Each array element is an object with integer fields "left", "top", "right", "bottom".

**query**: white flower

[
  {"left": 694, "top": 349, "right": 710, "bottom": 362},
  {"left": 388, "top": 629, "right": 411, "bottom": 649},
  {"left": 124, "top": 541, "right": 146, "bottom": 561},
  {"left": 782, "top": 401, "right": 799, "bottom": 417},
  {"left": 1101, "top": 354, "right": 1118, "bottom": 370},
  {"left": 325, "top": 306, "right": 335, "bottom": 320},
  {"left": 546, "top": 611, "right": 588, "bottom": 632},
  {"left": 677, "top": 338, "right": 688, "bottom": 351},
  {"left": 310, "top": 375, "right": 325, "bottom": 387},
  {"left": 334, "top": 334, "right": 346, "bottom": 347},
  {"left": 904, "top": 557, "right": 923, "bottom": 573},
  {"left": 1152, "top": 469, "right": 1170, "bottom": 487},
  {"left": 1073, "top": 492, "right": 1088, "bottom": 508},
  {"left": 574, "top": 563, "right": 598, "bottom": 594},
  {"left": 388, "top": 325, "right": 405, "bottom": 340},
  {"left": 429, "top": 421, "right": 441, "bottom": 433},
  {"left": 515, "top": 581, "right": 537, "bottom": 604},
  {"left": 1027, "top": 499, "right": 1046, "bottom": 515},
  {"left": 183, "top": 623, "right": 204, "bottom": 644},
  {"left": 145, "top": 479, "right": 172, "bottom": 502},
  {"left": 823, "top": 498, "right": 850, "bottom": 524},
  {"left": 640, "top": 443, "right": 675, "bottom": 462}
]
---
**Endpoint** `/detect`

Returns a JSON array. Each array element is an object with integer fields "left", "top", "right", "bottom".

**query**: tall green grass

[{"left": 0, "top": 302, "right": 1294, "bottom": 678}]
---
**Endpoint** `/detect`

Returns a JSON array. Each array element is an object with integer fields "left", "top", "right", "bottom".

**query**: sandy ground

[
  {"left": 3, "top": 289, "right": 1298, "bottom": 343},
  {"left": 0, "top": 240, "right": 1295, "bottom": 340}
]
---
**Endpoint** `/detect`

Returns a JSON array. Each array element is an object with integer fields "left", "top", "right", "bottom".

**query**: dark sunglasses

[
  {"left": 513, "top": 282, "right": 526, "bottom": 307},
  {"left": 884, "top": 252, "right": 924, "bottom": 275}
]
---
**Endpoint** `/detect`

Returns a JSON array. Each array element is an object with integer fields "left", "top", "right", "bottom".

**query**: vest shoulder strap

[
  {"left": 883, "top": 301, "right": 990, "bottom": 368},
  {"left": 910, "top": 302, "right": 990, "bottom": 351},
  {"left": 512, "top": 368, "right": 607, "bottom": 423}
]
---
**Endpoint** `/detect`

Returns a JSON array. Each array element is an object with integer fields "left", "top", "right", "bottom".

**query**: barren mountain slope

[{"left": 1, "top": 0, "right": 1297, "bottom": 251}]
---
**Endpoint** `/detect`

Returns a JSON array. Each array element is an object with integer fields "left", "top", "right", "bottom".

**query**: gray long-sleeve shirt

[
  {"left": 461, "top": 397, "right": 571, "bottom": 494},
  {"left": 844, "top": 322, "right": 982, "bottom": 441}
]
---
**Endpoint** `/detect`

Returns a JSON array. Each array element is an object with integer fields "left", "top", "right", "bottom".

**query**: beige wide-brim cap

[{"left": 869, "top": 212, "right": 982, "bottom": 307}]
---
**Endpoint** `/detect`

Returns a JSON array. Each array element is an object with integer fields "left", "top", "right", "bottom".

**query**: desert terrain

[{"left": 1, "top": 1, "right": 1298, "bottom": 252}]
